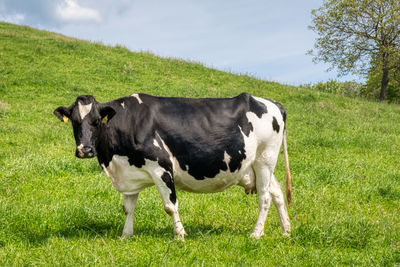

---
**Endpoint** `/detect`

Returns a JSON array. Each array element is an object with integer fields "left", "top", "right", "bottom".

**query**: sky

[{"left": 0, "top": 0, "right": 360, "bottom": 85}]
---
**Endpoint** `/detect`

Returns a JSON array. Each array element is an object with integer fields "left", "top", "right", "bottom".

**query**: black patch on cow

[
  {"left": 272, "top": 116, "right": 280, "bottom": 133},
  {"left": 161, "top": 172, "right": 176, "bottom": 204}
]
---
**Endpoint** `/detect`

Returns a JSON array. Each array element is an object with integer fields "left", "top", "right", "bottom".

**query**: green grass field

[{"left": 1, "top": 22, "right": 400, "bottom": 265}]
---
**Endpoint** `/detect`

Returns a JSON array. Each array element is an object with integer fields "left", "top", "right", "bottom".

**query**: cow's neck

[
  {"left": 96, "top": 124, "right": 118, "bottom": 167},
  {"left": 96, "top": 120, "right": 143, "bottom": 168}
]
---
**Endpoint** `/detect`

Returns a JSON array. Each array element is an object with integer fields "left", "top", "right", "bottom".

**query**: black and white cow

[{"left": 54, "top": 92, "right": 292, "bottom": 239}]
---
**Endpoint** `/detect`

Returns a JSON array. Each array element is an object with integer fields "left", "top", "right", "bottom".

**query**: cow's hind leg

[
  {"left": 154, "top": 171, "right": 186, "bottom": 240},
  {"left": 251, "top": 162, "right": 273, "bottom": 239},
  {"left": 122, "top": 193, "right": 139, "bottom": 238},
  {"left": 270, "top": 174, "right": 291, "bottom": 236}
]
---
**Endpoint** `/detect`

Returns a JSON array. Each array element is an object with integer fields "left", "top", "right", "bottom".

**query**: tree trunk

[
  {"left": 379, "top": 67, "right": 389, "bottom": 102},
  {"left": 379, "top": 49, "right": 390, "bottom": 102}
]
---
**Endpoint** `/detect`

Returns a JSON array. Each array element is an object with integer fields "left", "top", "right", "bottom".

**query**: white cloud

[
  {"left": 0, "top": 13, "right": 25, "bottom": 24},
  {"left": 56, "top": 0, "right": 101, "bottom": 23}
]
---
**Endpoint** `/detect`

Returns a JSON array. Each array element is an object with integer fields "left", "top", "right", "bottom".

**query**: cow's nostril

[{"left": 82, "top": 146, "right": 92, "bottom": 153}]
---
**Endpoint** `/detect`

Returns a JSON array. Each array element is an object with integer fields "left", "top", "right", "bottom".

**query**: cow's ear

[
  {"left": 54, "top": 106, "right": 71, "bottom": 122},
  {"left": 99, "top": 105, "right": 116, "bottom": 124}
]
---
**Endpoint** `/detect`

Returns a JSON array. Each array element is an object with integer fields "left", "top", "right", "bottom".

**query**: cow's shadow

[
  {"left": 133, "top": 223, "right": 229, "bottom": 239},
  {"left": 13, "top": 218, "right": 232, "bottom": 247}
]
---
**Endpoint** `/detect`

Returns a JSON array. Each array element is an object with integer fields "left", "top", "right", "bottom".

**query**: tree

[{"left": 308, "top": 0, "right": 400, "bottom": 101}]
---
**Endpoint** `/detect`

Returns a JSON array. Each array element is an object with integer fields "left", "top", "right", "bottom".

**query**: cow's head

[{"left": 54, "top": 95, "right": 115, "bottom": 158}]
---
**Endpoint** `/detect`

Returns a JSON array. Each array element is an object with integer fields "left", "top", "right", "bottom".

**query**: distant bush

[
  {"left": 302, "top": 79, "right": 400, "bottom": 103},
  {"left": 301, "top": 80, "right": 364, "bottom": 98}
]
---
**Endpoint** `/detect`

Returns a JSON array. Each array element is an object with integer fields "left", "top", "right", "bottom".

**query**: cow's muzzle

[{"left": 76, "top": 145, "right": 95, "bottom": 158}]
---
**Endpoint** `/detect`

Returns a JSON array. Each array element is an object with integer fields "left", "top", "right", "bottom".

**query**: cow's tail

[{"left": 282, "top": 128, "right": 292, "bottom": 204}]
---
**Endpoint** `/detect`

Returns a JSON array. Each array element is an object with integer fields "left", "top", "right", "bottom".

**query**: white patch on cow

[
  {"left": 153, "top": 138, "right": 161, "bottom": 148},
  {"left": 155, "top": 132, "right": 177, "bottom": 174},
  {"left": 101, "top": 155, "right": 155, "bottom": 194},
  {"left": 131, "top": 93, "right": 143, "bottom": 104},
  {"left": 78, "top": 102, "right": 92, "bottom": 120},
  {"left": 121, "top": 102, "right": 125, "bottom": 109},
  {"left": 223, "top": 151, "right": 231, "bottom": 167},
  {"left": 77, "top": 144, "right": 84, "bottom": 149}
]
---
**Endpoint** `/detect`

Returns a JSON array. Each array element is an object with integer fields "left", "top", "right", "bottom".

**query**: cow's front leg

[
  {"left": 122, "top": 193, "right": 139, "bottom": 238},
  {"left": 154, "top": 171, "right": 186, "bottom": 240}
]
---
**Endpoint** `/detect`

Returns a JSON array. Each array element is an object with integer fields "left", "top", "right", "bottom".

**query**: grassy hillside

[{"left": 1, "top": 21, "right": 400, "bottom": 265}]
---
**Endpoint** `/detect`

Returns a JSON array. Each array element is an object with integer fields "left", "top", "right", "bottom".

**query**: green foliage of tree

[{"left": 309, "top": 0, "right": 400, "bottom": 101}]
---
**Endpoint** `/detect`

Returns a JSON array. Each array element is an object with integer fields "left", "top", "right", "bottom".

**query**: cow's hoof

[
  {"left": 122, "top": 231, "right": 133, "bottom": 238},
  {"left": 282, "top": 230, "right": 291, "bottom": 237},
  {"left": 174, "top": 230, "right": 187, "bottom": 241},
  {"left": 174, "top": 233, "right": 186, "bottom": 241},
  {"left": 250, "top": 231, "right": 264, "bottom": 239},
  {"left": 282, "top": 224, "right": 291, "bottom": 237},
  {"left": 283, "top": 232, "right": 290, "bottom": 237}
]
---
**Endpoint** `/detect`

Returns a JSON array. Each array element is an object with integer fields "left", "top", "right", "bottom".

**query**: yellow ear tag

[
  {"left": 63, "top": 115, "right": 69, "bottom": 122},
  {"left": 101, "top": 115, "right": 108, "bottom": 123}
]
